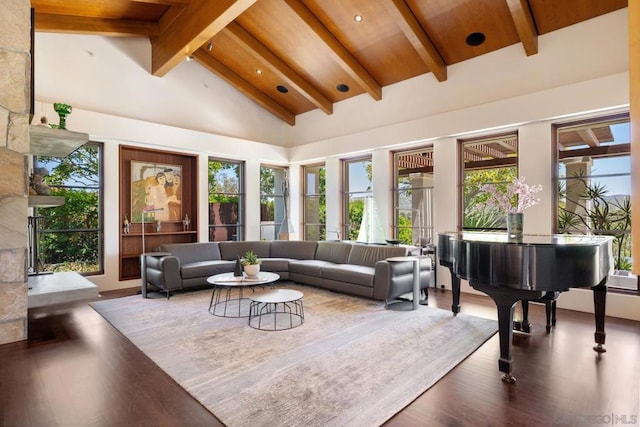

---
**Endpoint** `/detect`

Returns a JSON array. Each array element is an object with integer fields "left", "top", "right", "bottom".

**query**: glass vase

[{"left": 507, "top": 212, "right": 523, "bottom": 239}]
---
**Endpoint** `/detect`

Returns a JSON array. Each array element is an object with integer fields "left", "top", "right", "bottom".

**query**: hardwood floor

[{"left": 1, "top": 287, "right": 638, "bottom": 427}]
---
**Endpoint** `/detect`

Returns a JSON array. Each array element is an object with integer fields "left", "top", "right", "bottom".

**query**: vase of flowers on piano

[{"left": 481, "top": 177, "right": 542, "bottom": 240}]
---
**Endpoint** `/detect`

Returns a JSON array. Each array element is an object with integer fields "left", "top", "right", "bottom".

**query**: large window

[
  {"left": 208, "top": 158, "right": 244, "bottom": 241},
  {"left": 555, "top": 114, "right": 635, "bottom": 291},
  {"left": 460, "top": 133, "right": 518, "bottom": 230},
  {"left": 302, "top": 164, "right": 326, "bottom": 240},
  {"left": 393, "top": 147, "right": 434, "bottom": 245},
  {"left": 260, "top": 165, "right": 288, "bottom": 240},
  {"left": 342, "top": 157, "right": 372, "bottom": 241},
  {"left": 33, "top": 142, "right": 103, "bottom": 274}
]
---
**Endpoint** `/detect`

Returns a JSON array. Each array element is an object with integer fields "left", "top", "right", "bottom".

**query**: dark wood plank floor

[{"left": 1, "top": 287, "right": 638, "bottom": 427}]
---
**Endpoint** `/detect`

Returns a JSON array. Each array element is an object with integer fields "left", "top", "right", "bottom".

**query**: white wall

[
  {"left": 33, "top": 9, "right": 638, "bottom": 320},
  {"left": 34, "top": 33, "right": 286, "bottom": 146}
]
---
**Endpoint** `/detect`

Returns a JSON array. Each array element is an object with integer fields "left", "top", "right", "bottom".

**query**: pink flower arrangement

[{"left": 481, "top": 177, "right": 542, "bottom": 214}]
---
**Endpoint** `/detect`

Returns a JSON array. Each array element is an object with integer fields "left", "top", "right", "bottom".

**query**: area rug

[{"left": 91, "top": 284, "right": 497, "bottom": 426}]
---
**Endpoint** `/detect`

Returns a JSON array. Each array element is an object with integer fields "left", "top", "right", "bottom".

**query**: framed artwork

[{"left": 131, "top": 161, "right": 182, "bottom": 222}]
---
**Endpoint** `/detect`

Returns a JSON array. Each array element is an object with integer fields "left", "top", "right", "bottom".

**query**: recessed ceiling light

[
  {"left": 276, "top": 85, "right": 289, "bottom": 94},
  {"left": 354, "top": 14, "right": 363, "bottom": 22},
  {"left": 466, "top": 32, "right": 486, "bottom": 46},
  {"left": 336, "top": 84, "right": 350, "bottom": 93},
  {"left": 256, "top": 69, "right": 263, "bottom": 75}
]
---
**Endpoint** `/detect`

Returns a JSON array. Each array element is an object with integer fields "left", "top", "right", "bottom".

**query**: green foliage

[
  {"left": 208, "top": 161, "right": 239, "bottom": 203},
  {"left": 463, "top": 167, "right": 517, "bottom": 228},
  {"left": 36, "top": 144, "right": 101, "bottom": 273},
  {"left": 241, "top": 250, "right": 261, "bottom": 265},
  {"left": 558, "top": 176, "right": 632, "bottom": 270},
  {"left": 348, "top": 199, "right": 364, "bottom": 240}
]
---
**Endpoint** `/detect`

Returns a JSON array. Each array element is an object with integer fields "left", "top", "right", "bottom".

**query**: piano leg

[
  {"left": 449, "top": 271, "right": 461, "bottom": 316},
  {"left": 592, "top": 278, "right": 607, "bottom": 353},
  {"left": 473, "top": 284, "right": 544, "bottom": 383}
]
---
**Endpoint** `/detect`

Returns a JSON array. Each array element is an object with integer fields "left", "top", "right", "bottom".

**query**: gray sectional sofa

[{"left": 144, "top": 240, "right": 432, "bottom": 305}]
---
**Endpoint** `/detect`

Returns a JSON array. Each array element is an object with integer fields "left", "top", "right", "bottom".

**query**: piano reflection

[{"left": 438, "top": 231, "right": 613, "bottom": 383}]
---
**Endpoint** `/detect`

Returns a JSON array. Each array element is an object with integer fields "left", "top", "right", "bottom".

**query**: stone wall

[{"left": 0, "top": 0, "right": 30, "bottom": 344}]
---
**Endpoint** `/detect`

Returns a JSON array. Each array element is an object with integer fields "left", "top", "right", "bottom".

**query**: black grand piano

[{"left": 438, "top": 231, "right": 613, "bottom": 383}]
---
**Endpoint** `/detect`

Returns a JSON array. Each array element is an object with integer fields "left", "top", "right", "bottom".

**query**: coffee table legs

[{"left": 248, "top": 299, "right": 304, "bottom": 331}]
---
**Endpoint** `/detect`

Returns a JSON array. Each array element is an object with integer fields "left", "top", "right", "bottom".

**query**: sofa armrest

[{"left": 145, "top": 255, "right": 182, "bottom": 292}]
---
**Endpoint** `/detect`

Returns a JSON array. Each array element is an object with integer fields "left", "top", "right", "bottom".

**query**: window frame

[
  {"left": 34, "top": 141, "right": 104, "bottom": 276},
  {"left": 458, "top": 132, "right": 519, "bottom": 231},
  {"left": 553, "top": 112, "right": 636, "bottom": 293},
  {"left": 259, "top": 164, "right": 288, "bottom": 241},
  {"left": 302, "top": 163, "right": 326, "bottom": 241},
  {"left": 341, "top": 156, "right": 372, "bottom": 241},
  {"left": 208, "top": 157, "right": 245, "bottom": 242},
  {"left": 392, "top": 146, "right": 435, "bottom": 245}
]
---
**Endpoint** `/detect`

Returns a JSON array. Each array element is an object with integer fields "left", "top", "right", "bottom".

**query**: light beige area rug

[{"left": 91, "top": 284, "right": 497, "bottom": 427}]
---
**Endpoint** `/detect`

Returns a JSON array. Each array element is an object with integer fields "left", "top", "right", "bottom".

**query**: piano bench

[{"left": 514, "top": 291, "right": 560, "bottom": 333}]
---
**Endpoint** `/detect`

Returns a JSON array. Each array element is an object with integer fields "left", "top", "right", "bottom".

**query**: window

[
  {"left": 34, "top": 142, "right": 103, "bottom": 274},
  {"left": 260, "top": 165, "right": 288, "bottom": 240},
  {"left": 555, "top": 114, "right": 635, "bottom": 291},
  {"left": 393, "top": 147, "right": 434, "bottom": 245},
  {"left": 302, "top": 164, "right": 326, "bottom": 240},
  {"left": 460, "top": 133, "right": 518, "bottom": 230},
  {"left": 208, "top": 158, "right": 244, "bottom": 241},
  {"left": 342, "top": 157, "right": 372, "bottom": 241}
]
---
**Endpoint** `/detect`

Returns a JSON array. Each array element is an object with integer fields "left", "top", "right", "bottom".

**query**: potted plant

[{"left": 241, "top": 250, "right": 262, "bottom": 277}]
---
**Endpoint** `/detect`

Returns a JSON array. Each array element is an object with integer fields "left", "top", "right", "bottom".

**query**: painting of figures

[{"left": 131, "top": 161, "right": 182, "bottom": 222}]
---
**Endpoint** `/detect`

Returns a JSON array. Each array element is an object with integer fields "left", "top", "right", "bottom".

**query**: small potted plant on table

[{"left": 241, "top": 250, "right": 262, "bottom": 278}]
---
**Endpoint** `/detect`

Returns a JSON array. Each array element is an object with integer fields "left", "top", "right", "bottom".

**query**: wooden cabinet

[{"left": 119, "top": 145, "right": 198, "bottom": 280}]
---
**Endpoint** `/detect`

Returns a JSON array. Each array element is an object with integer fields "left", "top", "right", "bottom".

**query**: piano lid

[
  {"left": 438, "top": 231, "right": 613, "bottom": 290},
  {"left": 439, "top": 231, "right": 613, "bottom": 247}
]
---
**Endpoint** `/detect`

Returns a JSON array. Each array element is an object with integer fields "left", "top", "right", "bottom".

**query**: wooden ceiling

[{"left": 31, "top": 0, "right": 627, "bottom": 126}]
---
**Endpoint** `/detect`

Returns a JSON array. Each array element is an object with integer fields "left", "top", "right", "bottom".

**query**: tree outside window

[
  {"left": 303, "top": 164, "right": 326, "bottom": 240},
  {"left": 260, "top": 165, "right": 287, "bottom": 240},
  {"left": 555, "top": 114, "right": 634, "bottom": 291},
  {"left": 393, "top": 147, "right": 434, "bottom": 245},
  {"left": 35, "top": 142, "right": 103, "bottom": 274},
  {"left": 342, "top": 158, "right": 372, "bottom": 241},
  {"left": 461, "top": 134, "right": 518, "bottom": 230},
  {"left": 208, "top": 159, "right": 243, "bottom": 241}
]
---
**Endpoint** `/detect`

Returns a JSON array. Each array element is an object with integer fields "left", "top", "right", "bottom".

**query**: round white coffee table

[
  {"left": 248, "top": 288, "right": 304, "bottom": 331},
  {"left": 207, "top": 272, "right": 280, "bottom": 318}
]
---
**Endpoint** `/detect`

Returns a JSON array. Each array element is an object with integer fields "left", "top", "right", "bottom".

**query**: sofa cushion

[
  {"left": 315, "top": 241, "right": 353, "bottom": 264},
  {"left": 160, "top": 242, "right": 221, "bottom": 264},
  {"left": 347, "top": 244, "right": 407, "bottom": 267},
  {"left": 260, "top": 258, "right": 290, "bottom": 272},
  {"left": 180, "top": 260, "right": 235, "bottom": 279},
  {"left": 289, "top": 259, "right": 336, "bottom": 277},
  {"left": 321, "top": 264, "right": 376, "bottom": 287},
  {"left": 218, "top": 241, "right": 271, "bottom": 260},
  {"left": 270, "top": 240, "right": 317, "bottom": 259}
]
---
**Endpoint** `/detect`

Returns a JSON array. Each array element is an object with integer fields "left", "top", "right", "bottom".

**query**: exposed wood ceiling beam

[
  {"left": 397, "top": 166, "right": 434, "bottom": 176},
  {"left": 464, "top": 157, "right": 518, "bottom": 170},
  {"left": 157, "top": 4, "right": 187, "bottom": 34},
  {"left": 282, "top": 0, "right": 382, "bottom": 101},
  {"left": 464, "top": 144, "right": 508, "bottom": 159},
  {"left": 34, "top": 13, "right": 158, "bottom": 37},
  {"left": 495, "top": 139, "right": 518, "bottom": 152},
  {"left": 381, "top": 0, "right": 447, "bottom": 82},
  {"left": 576, "top": 129, "right": 602, "bottom": 147},
  {"left": 224, "top": 22, "right": 333, "bottom": 115},
  {"left": 558, "top": 143, "right": 630, "bottom": 160},
  {"left": 193, "top": 49, "right": 296, "bottom": 126},
  {"left": 151, "top": 0, "right": 256, "bottom": 77},
  {"left": 506, "top": 0, "right": 538, "bottom": 56}
]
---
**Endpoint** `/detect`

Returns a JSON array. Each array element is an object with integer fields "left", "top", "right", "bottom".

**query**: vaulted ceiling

[{"left": 31, "top": 0, "right": 627, "bottom": 126}]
